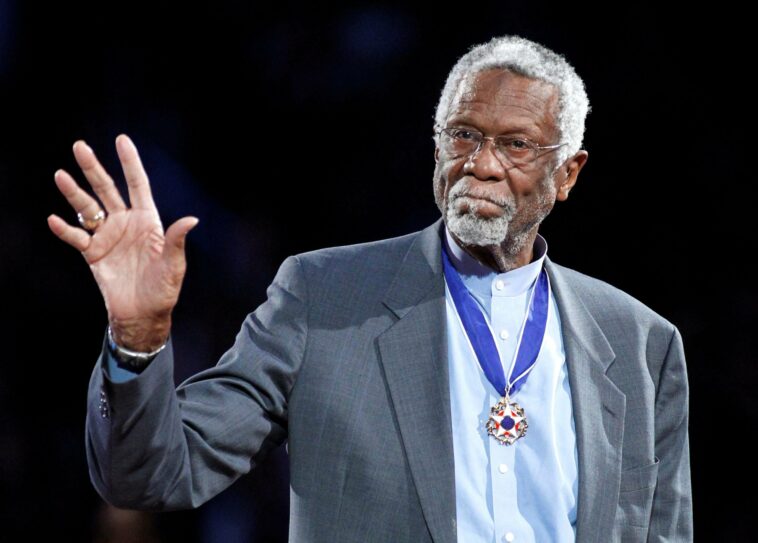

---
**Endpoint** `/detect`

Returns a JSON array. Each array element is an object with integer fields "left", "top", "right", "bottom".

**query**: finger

[
  {"left": 47, "top": 214, "right": 91, "bottom": 252},
  {"left": 54, "top": 169, "right": 104, "bottom": 219},
  {"left": 115, "top": 134, "right": 157, "bottom": 212},
  {"left": 72, "top": 140, "right": 127, "bottom": 212},
  {"left": 163, "top": 216, "right": 200, "bottom": 271}
]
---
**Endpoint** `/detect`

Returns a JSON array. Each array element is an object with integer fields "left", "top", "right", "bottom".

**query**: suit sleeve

[
  {"left": 648, "top": 326, "right": 693, "bottom": 542},
  {"left": 85, "top": 254, "right": 308, "bottom": 511}
]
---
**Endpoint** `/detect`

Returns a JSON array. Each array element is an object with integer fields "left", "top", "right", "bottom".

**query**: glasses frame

[{"left": 436, "top": 127, "right": 567, "bottom": 168}]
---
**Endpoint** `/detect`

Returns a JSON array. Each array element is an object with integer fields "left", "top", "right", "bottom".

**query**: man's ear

[{"left": 556, "top": 150, "right": 588, "bottom": 201}]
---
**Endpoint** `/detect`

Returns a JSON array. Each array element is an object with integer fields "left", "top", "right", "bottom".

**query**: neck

[{"left": 449, "top": 229, "right": 538, "bottom": 273}]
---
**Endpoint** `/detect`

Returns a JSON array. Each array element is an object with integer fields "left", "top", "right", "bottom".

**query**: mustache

[
  {"left": 452, "top": 192, "right": 508, "bottom": 206},
  {"left": 448, "top": 181, "right": 514, "bottom": 213}
]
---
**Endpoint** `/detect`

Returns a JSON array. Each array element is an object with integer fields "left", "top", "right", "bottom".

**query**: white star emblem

[{"left": 486, "top": 396, "right": 528, "bottom": 445}]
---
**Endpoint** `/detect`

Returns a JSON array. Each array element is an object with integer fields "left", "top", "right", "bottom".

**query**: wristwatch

[{"left": 107, "top": 325, "right": 167, "bottom": 371}]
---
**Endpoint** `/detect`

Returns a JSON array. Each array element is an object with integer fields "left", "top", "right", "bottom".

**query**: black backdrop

[{"left": 1, "top": 1, "right": 754, "bottom": 540}]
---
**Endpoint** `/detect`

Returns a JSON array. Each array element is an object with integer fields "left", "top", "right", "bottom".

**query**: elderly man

[{"left": 48, "top": 35, "right": 692, "bottom": 542}]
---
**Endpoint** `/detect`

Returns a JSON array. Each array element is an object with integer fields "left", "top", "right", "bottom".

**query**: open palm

[{"left": 48, "top": 134, "right": 198, "bottom": 351}]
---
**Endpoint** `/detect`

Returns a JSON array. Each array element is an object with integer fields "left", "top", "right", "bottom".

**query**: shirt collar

[{"left": 443, "top": 224, "right": 548, "bottom": 298}]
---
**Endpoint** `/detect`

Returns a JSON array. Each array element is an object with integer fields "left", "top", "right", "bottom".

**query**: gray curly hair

[{"left": 433, "top": 35, "right": 591, "bottom": 165}]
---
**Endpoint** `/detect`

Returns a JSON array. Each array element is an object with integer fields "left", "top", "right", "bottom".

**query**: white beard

[{"left": 444, "top": 179, "right": 514, "bottom": 246}]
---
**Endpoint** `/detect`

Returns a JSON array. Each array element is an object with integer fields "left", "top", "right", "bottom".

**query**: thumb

[{"left": 163, "top": 216, "right": 199, "bottom": 268}]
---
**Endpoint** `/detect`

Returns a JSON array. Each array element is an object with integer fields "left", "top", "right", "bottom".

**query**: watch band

[{"left": 107, "top": 325, "right": 167, "bottom": 371}]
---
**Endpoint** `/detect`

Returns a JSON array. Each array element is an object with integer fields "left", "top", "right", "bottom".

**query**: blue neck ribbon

[{"left": 441, "top": 246, "right": 550, "bottom": 397}]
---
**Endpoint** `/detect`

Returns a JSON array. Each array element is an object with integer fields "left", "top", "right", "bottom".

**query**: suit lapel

[
  {"left": 545, "top": 258, "right": 625, "bottom": 543},
  {"left": 375, "top": 223, "right": 626, "bottom": 543},
  {"left": 377, "top": 219, "right": 457, "bottom": 543}
]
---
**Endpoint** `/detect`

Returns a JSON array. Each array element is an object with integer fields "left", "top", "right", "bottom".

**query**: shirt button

[
  {"left": 499, "top": 329, "right": 510, "bottom": 340},
  {"left": 498, "top": 463, "right": 508, "bottom": 474},
  {"left": 495, "top": 280, "right": 505, "bottom": 291},
  {"left": 504, "top": 533, "right": 515, "bottom": 542}
]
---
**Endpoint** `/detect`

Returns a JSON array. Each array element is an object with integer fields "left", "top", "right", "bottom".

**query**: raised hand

[{"left": 48, "top": 134, "right": 199, "bottom": 351}]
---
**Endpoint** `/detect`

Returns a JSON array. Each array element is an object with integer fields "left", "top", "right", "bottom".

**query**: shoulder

[
  {"left": 548, "top": 260, "right": 685, "bottom": 390},
  {"left": 547, "top": 259, "right": 677, "bottom": 337},
  {"left": 293, "top": 228, "right": 421, "bottom": 275},
  {"left": 273, "top": 226, "right": 432, "bottom": 308}
]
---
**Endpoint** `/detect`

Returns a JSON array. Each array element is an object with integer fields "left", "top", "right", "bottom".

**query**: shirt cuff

[{"left": 103, "top": 342, "right": 142, "bottom": 383}]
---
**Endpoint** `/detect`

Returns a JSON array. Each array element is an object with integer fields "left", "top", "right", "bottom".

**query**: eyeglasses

[{"left": 437, "top": 127, "right": 567, "bottom": 167}]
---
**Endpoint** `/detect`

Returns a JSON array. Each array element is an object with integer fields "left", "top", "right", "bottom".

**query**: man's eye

[
  {"left": 453, "top": 130, "right": 477, "bottom": 141},
  {"left": 501, "top": 138, "right": 531, "bottom": 151}
]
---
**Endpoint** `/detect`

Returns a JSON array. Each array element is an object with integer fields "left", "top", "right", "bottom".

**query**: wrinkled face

[{"left": 433, "top": 69, "right": 566, "bottom": 251}]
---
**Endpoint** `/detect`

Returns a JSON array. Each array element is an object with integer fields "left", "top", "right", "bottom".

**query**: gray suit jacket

[{"left": 87, "top": 219, "right": 692, "bottom": 542}]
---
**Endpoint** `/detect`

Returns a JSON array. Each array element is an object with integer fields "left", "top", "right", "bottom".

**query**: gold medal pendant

[{"left": 486, "top": 394, "right": 528, "bottom": 445}]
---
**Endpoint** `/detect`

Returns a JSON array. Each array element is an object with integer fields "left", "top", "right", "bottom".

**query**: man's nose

[{"left": 463, "top": 138, "right": 507, "bottom": 181}]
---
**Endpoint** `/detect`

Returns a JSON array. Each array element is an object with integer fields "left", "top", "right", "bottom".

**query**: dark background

[{"left": 1, "top": 1, "right": 754, "bottom": 541}]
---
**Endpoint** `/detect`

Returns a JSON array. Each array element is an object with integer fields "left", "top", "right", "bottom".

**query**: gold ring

[{"left": 77, "top": 210, "right": 106, "bottom": 232}]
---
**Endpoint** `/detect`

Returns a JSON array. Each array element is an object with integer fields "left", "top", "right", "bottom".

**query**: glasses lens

[
  {"left": 441, "top": 129, "right": 480, "bottom": 157},
  {"left": 441, "top": 129, "right": 539, "bottom": 166},
  {"left": 495, "top": 137, "right": 536, "bottom": 166}
]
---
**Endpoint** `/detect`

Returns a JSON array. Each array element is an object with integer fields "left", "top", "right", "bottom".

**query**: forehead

[{"left": 447, "top": 69, "right": 560, "bottom": 141}]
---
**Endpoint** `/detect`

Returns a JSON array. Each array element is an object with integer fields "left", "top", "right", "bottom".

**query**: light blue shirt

[
  {"left": 444, "top": 226, "right": 578, "bottom": 543},
  {"left": 104, "top": 348, "right": 141, "bottom": 383}
]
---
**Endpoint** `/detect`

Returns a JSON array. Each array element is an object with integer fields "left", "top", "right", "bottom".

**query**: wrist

[{"left": 108, "top": 314, "right": 171, "bottom": 352}]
